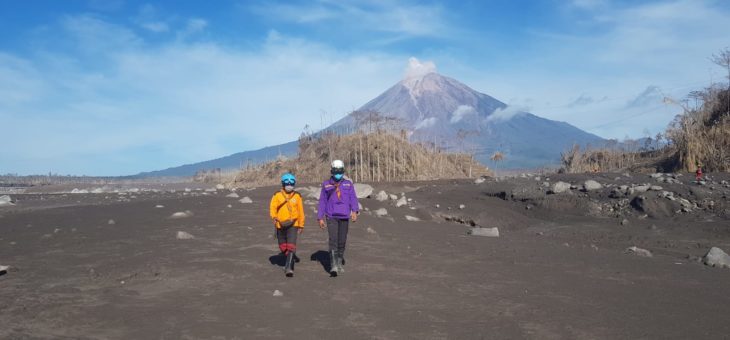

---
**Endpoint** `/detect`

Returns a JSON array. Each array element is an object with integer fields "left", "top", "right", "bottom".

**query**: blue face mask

[{"left": 333, "top": 173, "right": 343, "bottom": 181}]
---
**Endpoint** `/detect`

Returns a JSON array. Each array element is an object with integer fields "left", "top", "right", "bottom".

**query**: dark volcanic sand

[{"left": 1, "top": 174, "right": 730, "bottom": 339}]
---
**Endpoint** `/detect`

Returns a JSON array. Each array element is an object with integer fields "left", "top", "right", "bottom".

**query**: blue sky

[{"left": 1, "top": 0, "right": 728, "bottom": 176}]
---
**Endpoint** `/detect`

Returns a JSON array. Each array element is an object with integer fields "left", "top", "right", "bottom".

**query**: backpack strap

[{"left": 275, "top": 191, "right": 300, "bottom": 213}]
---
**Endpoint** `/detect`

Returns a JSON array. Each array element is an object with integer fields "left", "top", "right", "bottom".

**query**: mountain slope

[
  {"left": 132, "top": 141, "right": 298, "bottom": 178},
  {"left": 331, "top": 72, "right": 604, "bottom": 169},
  {"left": 137, "top": 70, "right": 604, "bottom": 177}
]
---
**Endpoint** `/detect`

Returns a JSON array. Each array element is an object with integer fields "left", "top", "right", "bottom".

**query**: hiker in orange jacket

[{"left": 269, "top": 173, "right": 305, "bottom": 277}]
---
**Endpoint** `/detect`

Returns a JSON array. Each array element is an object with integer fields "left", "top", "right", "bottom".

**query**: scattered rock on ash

[
  {"left": 550, "top": 181, "right": 570, "bottom": 194},
  {"left": 374, "top": 208, "right": 388, "bottom": 217},
  {"left": 226, "top": 192, "right": 240, "bottom": 198},
  {"left": 703, "top": 247, "right": 730, "bottom": 269},
  {"left": 239, "top": 197, "right": 253, "bottom": 204},
  {"left": 583, "top": 180, "right": 603, "bottom": 191},
  {"left": 176, "top": 231, "right": 195, "bottom": 240},
  {"left": 625, "top": 246, "right": 653, "bottom": 257},
  {"left": 375, "top": 190, "right": 389, "bottom": 202},
  {"left": 354, "top": 183, "right": 374, "bottom": 198},
  {"left": 170, "top": 211, "right": 193, "bottom": 219},
  {"left": 0, "top": 195, "right": 15, "bottom": 206},
  {"left": 468, "top": 227, "right": 499, "bottom": 237}
]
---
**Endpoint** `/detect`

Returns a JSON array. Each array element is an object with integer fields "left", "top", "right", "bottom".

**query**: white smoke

[
  {"left": 404, "top": 57, "right": 437, "bottom": 80},
  {"left": 486, "top": 105, "right": 526, "bottom": 123},
  {"left": 450, "top": 105, "right": 476, "bottom": 123},
  {"left": 414, "top": 117, "right": 438, "bottom": 130}
]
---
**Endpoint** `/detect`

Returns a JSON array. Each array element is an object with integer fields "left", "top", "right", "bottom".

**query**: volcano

[
  {"left": 329, "top": 69, "right": 604, "bottom": 169},
  {"left": 138, "top": 63, "right": 604, "bottom": 177}
]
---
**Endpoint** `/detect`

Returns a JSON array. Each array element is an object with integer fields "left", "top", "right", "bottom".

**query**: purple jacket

[{"left": 317, "top": 178, "right": 359, "bottom": 220}]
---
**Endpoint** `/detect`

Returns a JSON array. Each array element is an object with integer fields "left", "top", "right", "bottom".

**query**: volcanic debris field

[{"left": 1, "top": 172, "right": 730, "bottom": 339}]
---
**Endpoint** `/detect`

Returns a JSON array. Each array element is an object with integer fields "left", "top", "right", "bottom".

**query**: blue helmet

[{"left": 281, "top": 173, "right": 296, "bottom": 186}]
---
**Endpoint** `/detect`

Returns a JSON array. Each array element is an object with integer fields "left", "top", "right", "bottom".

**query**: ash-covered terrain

[{"left": 1, "top": 172, "right": 729, "bottom": 339}]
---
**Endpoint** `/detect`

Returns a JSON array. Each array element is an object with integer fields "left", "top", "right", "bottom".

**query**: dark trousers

[
  {"left": 326, "top": 218, "right": 349, "bottom": 252},
  {"left": 276, "top": 225, "right": 298, "bottom": 254}
]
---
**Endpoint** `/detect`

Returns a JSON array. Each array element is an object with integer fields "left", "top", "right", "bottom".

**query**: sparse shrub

[{"left": 231, "top": 130, "right": 491, "bottom": 187}]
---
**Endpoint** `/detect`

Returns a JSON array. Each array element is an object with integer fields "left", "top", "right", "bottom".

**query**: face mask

[
  {"left": 284, "top": 185, "right": 294, "bottom": 193},
  {"left": 333, "top": 174, "right": 343, "bottom": 181}
]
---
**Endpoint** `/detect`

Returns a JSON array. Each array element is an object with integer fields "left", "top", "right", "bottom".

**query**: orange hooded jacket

[{"left": 269, "top": 190, "right": 305, "bottom": 228}]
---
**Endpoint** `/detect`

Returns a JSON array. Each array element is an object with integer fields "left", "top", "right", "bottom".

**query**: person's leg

[
  {"left": 326, "top": 217, "right": 338, "bottom": 251},
  {"left": 336, "top": 219, "right": 349, "bottom": 271},
  {"left": 276, "top": 227, "right": 287, "bottom": 255},
  {"left": 284, "top": 226, "right": 297, "bottom": 276},
  {"left": 337, "top": 219, "right": 349, "bottom": 253},
  {"left": 326, "top": 217, "right": 339, "bottom": 274}
]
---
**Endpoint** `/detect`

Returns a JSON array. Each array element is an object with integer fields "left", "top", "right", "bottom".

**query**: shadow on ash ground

[{"left": 1, "top": 172, "right": 729, "bottom": 339}]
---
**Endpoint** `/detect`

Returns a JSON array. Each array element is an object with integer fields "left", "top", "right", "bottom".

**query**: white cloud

[
  {"left": 450, "top": 105, "right": 476, "bottom": 123},
  {"left": 414, "top": 117, "right": 438, "bottom": 130},
  {"left": 626, "top": 86, "right": 663, "bottom": 108},
  {"left": 249, "top": 1, "right": 450, "bottom": 39},
  {"left": 134, "top": 4, "right": 170, "bottom": 33},
  {"left": 404, "top": 57, "right": 437, "bottom": 80},
  {"left": 0, "top": 16, "right": 406, "bottom": 175},
  {"left": 464, "top": 0, "right": 728, "bottom": 139},
  {"left": 486, "top": 106, "right": 525, "bottom": 123},
  {"left": 570, "top": 0, "right": 608, "bottom": 10},
  {"left": 141, "top": 22, "right": 169, "bottom": 33}
]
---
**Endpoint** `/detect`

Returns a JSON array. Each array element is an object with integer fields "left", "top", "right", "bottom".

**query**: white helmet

[{"left": 331, "top": 159, "right": 344, "bottom": 169}]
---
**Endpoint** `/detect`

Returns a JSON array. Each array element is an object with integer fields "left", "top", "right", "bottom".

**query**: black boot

[
  {"left": 336, "top": 250, "right": 345, "bottom": 273},
  {"left": 329, "top": 250, "right": 338, "bottom": 276},
  {"left": 284, "top": 252, "right": 295, "bottom": 277}
]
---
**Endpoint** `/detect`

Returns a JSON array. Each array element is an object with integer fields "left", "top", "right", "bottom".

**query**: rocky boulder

[
  {"left": 550, "top": 181, "right": 571, "bottom": 194},
  {"left": 354, "top": 183, "right": 374, "bottom": 198},
  {"left": 583, "top": 180, "right": 603, "bottom": 191},
  {"left": 703, "top": 247, "right": 730, "bottom": 268}
]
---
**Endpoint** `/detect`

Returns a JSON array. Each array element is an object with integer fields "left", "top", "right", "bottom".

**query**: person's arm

[
  {"left": 317, "top": 183, "right": 327, "bottom": 229},
  {"left": 317, "top": 184, "right": 326, "bottom": 221},
  {"left": 296, "top": 193, "right": 305, "bottom": 228},
  {"left": 349, "top": 182, "right": 359, "bottom": 222},
  {"left": 269, "top": 193, "right": 279, "bottom": 226}
]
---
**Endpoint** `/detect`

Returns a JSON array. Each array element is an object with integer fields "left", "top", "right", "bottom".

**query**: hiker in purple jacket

[{"left": 317, "top": 159, "right": 359, "bottom": 276}]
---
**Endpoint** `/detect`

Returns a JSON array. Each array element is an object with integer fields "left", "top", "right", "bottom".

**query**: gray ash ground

[{"left": 1, "top": 173, "right": 729, "bottom": 339}]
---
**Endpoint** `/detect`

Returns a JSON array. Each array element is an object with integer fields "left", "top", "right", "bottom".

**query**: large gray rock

[
  {"left": 354, "top": 183, "right": 374, "bottom": 198},
  {"left": 239, "top": 197, "right": 253, "bottom": 204},
  {"left": 550, "top": 181, "right": 571, "bottom": 194},
  {"left": 374, "top": 190, "right": 389, "bottom": 202},
  {"left": 226, "top": 192, "right": 240, "bottom": 198},
  {"left": 703, "top": 247, "right": 730, "bottom": 268},
  {"left": 373, "top": 208, "right": 388, "bottom": 217},
  {"left": 395, "top": 196, "right": 408, "bottom": 208},
  {"left": 468, "top": 227, "right": 500, "bottom": 237},
  {"left": 633, "top": 185, "right": 650, "bottom": 193},
  {"left": 583, "top": 180, "right": 603, "bottom": 191},
  {"left": 0, "top": 195, "right": 14, "bottom": 206}
]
